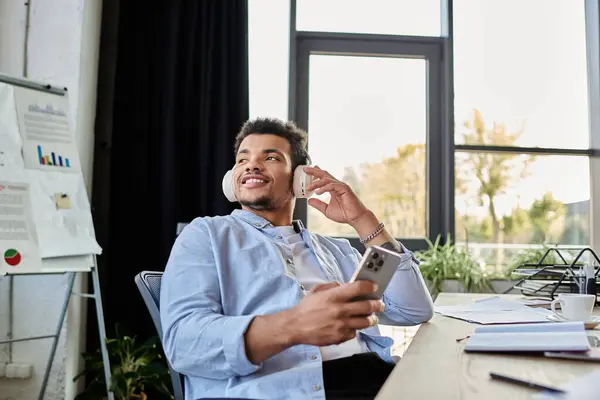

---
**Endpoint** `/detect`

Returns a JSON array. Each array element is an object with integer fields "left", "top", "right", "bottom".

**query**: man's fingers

[
  {"left": 304, "top": 165, "right": 337, "bottom": 181},
  {"left": 330, "top": 280, "right": 378, "bottom": 302},
  {"left": 314, "top": 182, "right": 349, "bottom": 196},
  {"left": 307, "top": 177, "right": 335, "bottom": 192},
  {"left": 307, "top": 198, "right": 328, "bottom": 214},
  {"left": 314, "top": 165, "right": 338, "bottom": 181},
  {"left": 309, "top": 282, "right": 340, "bottom": 294},
  {"left": 340, "top": 299, "right": 385, "bottom": 317},
  {"left": 344, "top": 315, "right": 379, "bottom": 331}
]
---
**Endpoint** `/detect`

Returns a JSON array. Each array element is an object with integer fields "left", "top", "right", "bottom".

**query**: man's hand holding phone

[{"left": 286, "top": 281, "right": 385, "bottom": 347}]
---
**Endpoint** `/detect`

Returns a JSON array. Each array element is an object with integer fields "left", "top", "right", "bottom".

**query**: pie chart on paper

[{"left": 4, "top": 249, "right": 22, "bottom": 266}]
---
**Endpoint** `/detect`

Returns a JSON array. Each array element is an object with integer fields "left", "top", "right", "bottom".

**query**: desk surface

[{"left": 375, "top": 293, "right": 600, "bottom": 400}]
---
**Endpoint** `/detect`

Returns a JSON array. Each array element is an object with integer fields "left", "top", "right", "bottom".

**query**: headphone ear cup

[
  {"left": 293, "top": 165, "right": 314, "bottom": 198},
  {"left": 222, "top": 169, "right": 237, "bottom": 202}
]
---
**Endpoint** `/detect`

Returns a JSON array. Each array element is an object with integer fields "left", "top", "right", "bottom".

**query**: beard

[{"left": 239, "top": 196, "right": 275, "bottom": 211}]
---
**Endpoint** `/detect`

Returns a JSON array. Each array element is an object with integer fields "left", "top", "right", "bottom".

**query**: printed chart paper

[
  {"left": 13, "top": 86, "right": 80, "bottom": 173},
  {"left": 29, "top": 170, "right": 101, "bottom": 257},
  {"left": 0, "top": 83, "right": 25, "bottom": 169},
  {"left": 0, "top": 168, "right": 101, "bottom": 259},
  {"left": 0, "top": 181, "right": 43, "bottom": 275}
]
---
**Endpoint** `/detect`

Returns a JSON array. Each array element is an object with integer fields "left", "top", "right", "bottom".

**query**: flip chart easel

[
  {"left": 0, "top": 257, "right": 112, "bottom": 400},
  {"left": 0, "top": 73, "right": 113, "bottom": 400}
]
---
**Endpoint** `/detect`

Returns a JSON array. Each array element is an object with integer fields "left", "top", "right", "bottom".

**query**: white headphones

[{"left": 222, "top": 165, "right": 315, "bottom": 202}]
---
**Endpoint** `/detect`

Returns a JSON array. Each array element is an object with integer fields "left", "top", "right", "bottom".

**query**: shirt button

[
  {"left": 300, "top": 285, "right": 305, "bottom": 291},
  {"left": 277, "top": 235, "right": 282, "bottom": 239},
  {"left": 286, "top": 258, "right": 293, "bottom": 264},
  {"left": 313, "top": 385, "right": 321, "bottom": 391},
  {"left": 310, "top": 355, "right": 317, "bottom": 360}
]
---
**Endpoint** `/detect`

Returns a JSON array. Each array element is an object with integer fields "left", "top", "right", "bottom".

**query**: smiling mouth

[{"left": 241, "top": 177, "right": 269, "bottom": 188}]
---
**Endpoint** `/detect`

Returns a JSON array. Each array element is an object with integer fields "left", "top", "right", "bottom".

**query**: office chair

[
  {"left": 135, "top": 271, "right": 185, "bottom": 400},
  {"left": 135, "top": 271, "right": 259, "bottom": 400}
]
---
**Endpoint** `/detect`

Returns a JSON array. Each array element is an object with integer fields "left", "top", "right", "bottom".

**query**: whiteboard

[{"left": 0, "top": 74, "right": 101, "bottom": 274}]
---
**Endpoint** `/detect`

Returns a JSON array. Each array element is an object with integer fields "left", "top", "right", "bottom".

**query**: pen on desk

[{"left": 489, "top": 372, "right": 565, "bottom": 394}]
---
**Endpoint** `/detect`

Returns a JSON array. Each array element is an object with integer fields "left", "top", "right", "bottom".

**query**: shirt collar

[{"left": 231, "top": 209, "right": 305, "bottom": 232}]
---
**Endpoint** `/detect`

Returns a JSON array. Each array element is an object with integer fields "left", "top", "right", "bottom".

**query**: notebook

[
  {"left": 463, "top": 321, "right": 590, "bottom": 353},
  {"left": 544, "top": 347, "right": 600, "bottom": 362},
  {"left": 543, "top": 334, "right": 600, "bottom": 362}
]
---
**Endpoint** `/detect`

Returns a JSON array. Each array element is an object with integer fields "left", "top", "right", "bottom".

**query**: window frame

[
  {"left": 452, "top": 0, "right": 600, "bottom": 252},
  {"left": 586, "top": 0, "right": 600, "bottom": 252},
  {"left": 285, "top": 0, "right": 600, "bottom": 253}
]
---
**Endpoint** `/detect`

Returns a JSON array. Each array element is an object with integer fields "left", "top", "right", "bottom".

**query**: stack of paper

[
  {"left": 464, "top": 321, "right": 589, "bottom": 353},
  {"left": 435, "top": 296, "right": 553, "bottom": 324}
]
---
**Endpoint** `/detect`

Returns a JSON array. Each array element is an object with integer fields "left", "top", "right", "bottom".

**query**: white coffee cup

[{"left": 550, "top": 293, "right": 595, "bottom": 321}]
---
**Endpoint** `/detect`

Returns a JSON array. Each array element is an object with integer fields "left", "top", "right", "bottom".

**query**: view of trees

[
  {"left": 308, "top": 143, "right": 427, "bottom": 238},
  {"left": 456, "top": 110, "right": 534, "bottom": 244},
  {"left": 308, "top": 109, "right": 589, "bottom": 264}
]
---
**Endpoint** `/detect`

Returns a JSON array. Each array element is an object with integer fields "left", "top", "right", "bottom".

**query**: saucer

[{"left": 545, "top": 313, "right": 600, "bottom": 329}]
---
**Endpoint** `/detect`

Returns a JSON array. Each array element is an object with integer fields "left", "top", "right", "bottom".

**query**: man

[{"left": 160, "top": 118, "right": 434, "bottom": 400}]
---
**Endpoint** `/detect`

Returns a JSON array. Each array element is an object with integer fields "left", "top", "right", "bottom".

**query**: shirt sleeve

[
  {"left": 350, "top": 244, "right": 434, "bottom": 326},
  {"left": 160, "top": 221, "right": 261, "bottom": 379}
]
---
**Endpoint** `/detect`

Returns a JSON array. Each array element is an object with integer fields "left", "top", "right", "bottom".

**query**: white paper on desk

[
  {"left": 533, "top": 370, "right": 600, "bottom": 400},
  {"left": 435, "top": 296, "right": 553, "bottom": 324},
  {"left": 516, "top": 298, "right": 554, "bottom": 307}
]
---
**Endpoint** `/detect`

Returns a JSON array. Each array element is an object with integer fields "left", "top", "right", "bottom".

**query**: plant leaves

[
  {"left": 74, "top": 333, "right": 174, "bottom": 400},
  {"left": 417, "top": 234, "right": 491, "bottom": 296}
]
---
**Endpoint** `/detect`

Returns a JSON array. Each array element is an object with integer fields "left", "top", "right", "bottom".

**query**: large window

[
  {"left": 292, "top": 35, "right": 445, "bottom": 250},
  {"left": 248, "top": 0, "right": 600, "bottom": 268},
  {"left": 454, "top": 0, "right": 589, "bottom": 149},
  {"left": 306, "top": 55, "right": 428, "bottom": 239},
  {"left": 453, "top": 0, "right": 593, "bottom": 271}
]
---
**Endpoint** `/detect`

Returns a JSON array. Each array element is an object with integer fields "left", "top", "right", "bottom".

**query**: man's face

[{"left": 234, "top": 134, "right": 294, "bottom": 210}]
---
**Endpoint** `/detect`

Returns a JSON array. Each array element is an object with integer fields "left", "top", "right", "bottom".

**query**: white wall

[{"left": 0, "top": 0, "right": 102, "bottom": 399}]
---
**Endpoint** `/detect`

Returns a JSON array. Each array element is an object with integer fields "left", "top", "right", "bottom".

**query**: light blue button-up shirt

[{"left": 160, "top": 210, "right": 434, "bottom": 400}]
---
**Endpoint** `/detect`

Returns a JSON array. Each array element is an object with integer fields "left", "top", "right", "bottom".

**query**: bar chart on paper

[
  {"left": 13, "top": 86, "right": 81, "bottom": 172},
  {"left": 37, "top": 145, "right": 71, "bottom": 168}
]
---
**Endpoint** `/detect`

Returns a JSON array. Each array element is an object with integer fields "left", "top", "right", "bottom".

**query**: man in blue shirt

[{"left": 160, "top": 118, "right": 434, "bottom": 400}]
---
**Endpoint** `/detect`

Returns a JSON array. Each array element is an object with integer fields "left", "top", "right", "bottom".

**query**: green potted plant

[
  {"left": 415, "top": 234, "right": 492, "bottom": 297},
  {"left": 74, "top": 326, "right": 174, "bottom": 400}
]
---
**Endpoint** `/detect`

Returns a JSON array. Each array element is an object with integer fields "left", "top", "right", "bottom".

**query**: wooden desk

[{"left": 375, "top": 293, "right": 600, "bottom": 400}]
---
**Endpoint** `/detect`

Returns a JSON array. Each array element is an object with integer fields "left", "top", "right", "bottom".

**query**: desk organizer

[{"left": 506, "top": 247, "right": 600, "bottom": 303}]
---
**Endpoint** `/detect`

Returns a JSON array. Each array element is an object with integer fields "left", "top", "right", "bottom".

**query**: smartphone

[{"left": 349, "top": 245, "right": 401, "bottom": 300}]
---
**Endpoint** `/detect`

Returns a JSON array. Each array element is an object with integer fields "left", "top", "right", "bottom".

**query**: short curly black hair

[{"left": 234, "top": 117, "right": 311, "bottom": 171}]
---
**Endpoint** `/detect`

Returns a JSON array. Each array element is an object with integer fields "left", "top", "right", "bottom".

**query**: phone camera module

[
  {"left": 367, "top": 262, "right": 374, "bottom": 269},
  {"left": 377, "top": 260, "right": 384, "bottom": 267},
  {"left": 372, "top": 252, "right": 379, "bottom": 259}
]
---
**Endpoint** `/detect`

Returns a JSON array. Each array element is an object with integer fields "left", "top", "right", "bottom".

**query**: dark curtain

[{"left": 89, "top": 0, "right": 247, "bottom": 351}]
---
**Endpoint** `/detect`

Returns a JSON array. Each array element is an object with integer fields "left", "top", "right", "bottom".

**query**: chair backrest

[{"left": 134, "top": 271, "right": 185, "bottom": 400}]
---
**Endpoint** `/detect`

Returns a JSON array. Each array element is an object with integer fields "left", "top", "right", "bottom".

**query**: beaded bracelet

[{"left": 359, "top": 222, "right": 385, "bottom": 244}]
